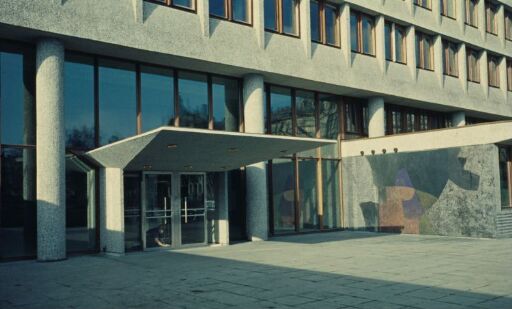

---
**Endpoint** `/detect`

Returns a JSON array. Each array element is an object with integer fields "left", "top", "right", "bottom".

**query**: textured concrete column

[
  {"left": 458, "top": 43, "right": 468, "bottom": 92},
  {"left": 480, "top": 50, "right": 489, "bottom": 97},
  {"left": 497, "top": 4, "right": 505, "bottom": 47},
  {"left": 131, "top": 0, "right": 143, "bottom": 23},
  {"left": 499, "top": 56, "right": 508, "bottom": 98},
  {"left": 36, "top": 38, "right": 66, "bottom": 261},
  {"left": 478, "top": 0, "right": 486, "bottom": 39},
  {"left": 457, "top": 0, "right": 465, "bottom": 31},
  {"left": 433, "top": 34, "right": 443, "bottom": 87},
  {"left": 253, "top": 0, "right": 265, "bottom": 49},
  {"left": 452, "top": 111, "right": 466, "bottom": 127},
  {"left": 300, "top": 0, "right": 312, "bottom": 58},
  {"left": 432, "top": 0, "right": 441, "bottom": 25},
  {"left": 375, "top": 15, "right": 386, "bottom": 73},
  {"left": 368, "top": 97, "right": 385, "bottom": 138},
  {"left": 340, "top": 3, "right": 351, "bottom": 66},
  {"left": 197, "top": 0, "right": 209, "bottom": 37},
  {"left": 100, "top": 168, "right": 125, "bottom": 254},
  {"left": 243, "top": 74, "right": 268, "bottom": 241},
  {"left": 406, "top": 25, "right": 417, "bottom": 80}
]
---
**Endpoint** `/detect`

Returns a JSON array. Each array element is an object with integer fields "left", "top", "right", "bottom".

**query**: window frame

[
  {"left": 310, "top": 0, "right": 340, "bottom": 48},
  {"left": 145, "top": 0, "right": 197, "bottom": 13},
  {"left": 506, "top": 10, "right": 512, "bottom": 41},
  {"left": 264, "top": 0, "right": 300, "bottom": 37},
  {"left": 498, "top": 145, "right": 512, "bottom": 209},
  {"left": 414, "top": 0, "right": 432, "bottom": 10},
  {"left": 416, "top": 31, "right": 434, "bottom": 71},
  {"left": 350, "top": 11, "right": 376, "bottom": 56},
  {"left": 443, "top": 40, "right": 459, "bottom": 77},
  {"left": 488, "top": 54, "right": 500, "bottom": 88},
  {"left": 209, "top": 0, "right": 253, "bottom": 26},
  {"left": 485, "top": 1, "right": 498, "bottom": 35},
  {"left": 385, "top": 104, "right": 448, "bottom": 135},
  {"left": 467, "top": 48, "right": 481, "bottom": 83},
  {"left": 465, "top": 0, "right": 479, "bottom": 27},
  {"left": 507, "top": 59, "right": 512, "bottom": 91},
  {"left": 441, "top": 0, "right": 457, "bottom": 19}
]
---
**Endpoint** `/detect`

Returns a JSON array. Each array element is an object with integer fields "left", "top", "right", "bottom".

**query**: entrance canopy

[{"left": 86, "top": 127, "right": 336, "bottom": 172}]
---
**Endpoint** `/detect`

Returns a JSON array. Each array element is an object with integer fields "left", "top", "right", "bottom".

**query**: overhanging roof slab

[{"left": 86, "top": 127, "right": 335, "bottom": 172}]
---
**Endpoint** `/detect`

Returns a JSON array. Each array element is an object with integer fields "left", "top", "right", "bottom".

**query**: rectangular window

[
  {"left": 395, "top": 25, "right": 407, "bottom": 64},
  {"left": 295, "top": 90, "right": 316, "bottom": 138},
  {"left": 268, "top": 86, "right": 293, "bottom": 135},
  {"left": 416, "top": 32, "right": 434, "bottom": 70},
  {"left": 467, "top": 48, "right": 480, "bottom": 83},
  {"left": 385, "top": 22, "right": 392, "bottom": 61},
  {"left": 212, "top": 76, "right": 240, "bottom": 131},
  {"left": 465, "top": 0, "right": 478, "bottom": 27},
  {"left": 443, "top": 40, "right": 459, "bottom": 77},
  {"left": 351, "top": 11, "right": 375, "bottom": 56},
  {"left": 507, "top": 60, "right": 512, "bottom": 91},
  {"left": 264, "top": 0, "right": 299, "bottom": 36},
  {"left": 146, "top": 0, "right": 195, "bottom": 11},
  {"left": 271, "top": 158, "right": 296, "bottom": 234},
  {"left": 310, "top": 1, "right": 340, "bottom": 47},
  {"left": 140, "top": 66, "right": 175, "bottom": 132},
  {"left": 386, "top": 104, "right": 448, "bottom": 135},
  {"left": 414, "top": 0, "right": 431, "bottom": 9},
  {"left": 488, "top": 55, "right": 500, "bottom": 88},
  {"left": 210, "top": 0, "right": 252, "bottom": 24},
  {"left": 441, "top": 0, "right": 456, "bottom": 18},
  {"left": 343, "top": 98, "right": 368, "bottom": 140},
  {"left": 178, "top": 71, "right": 209, "bottom": 128},
  {"left": 499, "top": 146, "right": 512, "bottom": 208},
  {"left": 486, "top": 1, "right": 498, "bottom": 35},
  {"left": 506, "top": 11, "right": 512, "bottom": 40}
]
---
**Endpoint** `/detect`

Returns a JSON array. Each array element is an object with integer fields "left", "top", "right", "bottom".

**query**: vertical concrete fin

[
  {"left": 480, "top": 50, "right": 489, "bottom": 98},
  {"left": 340, "top": 3, "right": 351, "bottom": 67},
  {"left": 434, "top": 34, "right": 444, "bottom": 88},
  {"left": 375, "top": 15, "right": 386, "bottom": 74},
  {"left": 197, "top": 0, "right": 210, "bottom": 37},
  {"left": 458, "top": 43, "right": 468, "bottom": 93},
  {"left": 132, "top": 0, "right": 143, "bottom": 24},
  {"left": 478, "top": 0, "right": 486, "bottom": 40},
  {"left": 253, "top": 0, "right": 265, "bottom": 49},
  {"left": 497, "top": 4, "right": 506, "bottom": 48},
  {"left": 300, "top": 0, "right": 312, "bottom": 59},
  {"left": 499, "top": 56, "right": 508, "bottom": 100},
  {"left": 406, "top": 25, "right": 417, "bottom": 80}
]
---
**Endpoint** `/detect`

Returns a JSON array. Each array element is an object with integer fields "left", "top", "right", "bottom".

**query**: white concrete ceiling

[{"left": 86, "top": 127, "right": 336, "bottom": 172}]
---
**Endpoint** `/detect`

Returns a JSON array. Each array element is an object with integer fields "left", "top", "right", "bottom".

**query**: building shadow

[{"left": 269, "top": 230, "right": 393, "bottom": 244}]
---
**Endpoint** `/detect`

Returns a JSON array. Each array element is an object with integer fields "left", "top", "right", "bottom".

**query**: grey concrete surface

[
  {"left": 1, "top": 232, "right": 511, "bottom": 309},
  {"left": 367, "top": 97, "right": 385, "bottom": 138},
  {"left": 36, "top": 38, "right": 66, "bottom": 261}
]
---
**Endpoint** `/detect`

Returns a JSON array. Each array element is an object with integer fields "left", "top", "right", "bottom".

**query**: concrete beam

[{"left": 36, "top": 38, "right": 66, "bottom": 262}]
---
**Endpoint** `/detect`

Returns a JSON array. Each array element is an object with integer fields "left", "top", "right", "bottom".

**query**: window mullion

[
  {"left": 277, "top": 0, "right": 283, "bottom": 33},
  {"left": 227, "top": 0, "right": 231, "bottom": 20}
]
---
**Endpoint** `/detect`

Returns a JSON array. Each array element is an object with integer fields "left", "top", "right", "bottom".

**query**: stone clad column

[
  {"left": 36, "top": 38, "right": 66, "bottom": 261},
  {"left": 367, "top": 97, "right": 385, "bottom": 138},
  {"left": 243, "top": 74, "right": 268, "bottom": 241}
]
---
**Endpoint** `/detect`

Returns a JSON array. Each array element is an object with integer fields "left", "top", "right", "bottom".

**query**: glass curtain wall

[
  {"left": 267, "top": 84, "right": 350, "bottom": 234},
  {"left": 0, "top": 43, "right": 36, "bottom": 260}
]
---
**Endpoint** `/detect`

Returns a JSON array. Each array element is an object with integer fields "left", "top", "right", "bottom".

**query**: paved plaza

[{"left": 1, "top": 232, "right": 511, "bottom": 309}]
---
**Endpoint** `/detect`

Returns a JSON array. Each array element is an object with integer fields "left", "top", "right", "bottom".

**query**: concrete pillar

[
  {"left": 340, "top": 3, "right": 351, "bottom": 66},
  {"left": 480, "top": 50, "right": 489, "bottom": 97},
  {"left": 497, "top": 3, "right": 505, "bottom": 47},
  {"left": 458, "top": 43, "right": 468, "bottom": 93},
  {"left": 131, "top": 0, "right": 143, "bottom": 23},
  {"left": 406, "top": 25, "right": 417, "bottom": 80},
  {"left": 36, "top": 39, "right": 66, "bottom": 262},
  {"left": 368, "top": 97, "right": 386, "bottom": 138},
  {"left": 452, "top": 111, "right": 466, "bottom": 127},
  {"left": 432, "top": 0, "right": 441, "bottom": 25},
  {"left": 243, "top": 74, "right": 268, "bottom": 241},
  {"left": 253, "top": 0, "right": 265, "bottom": 49},
  {"left": 499, "top": 56, "right": 508, "bottom": 99},
  {"left": 478, "top": 0, "right": 486, "bottom": 39},
  {"left": 300, "top": 0, "right": 312, "bottom": 58},
  {"left": 100, "top": 168, "right": 125, "bottom": 254},
  {"left": 197, "top": 0, "right": 209, "bottom": 37},
  {"left": 433, "top": 34, "right": 444, "bottom": 87},
  {"left": 457, "top": 0, "right": 465, "bottom": 32},
  {"left": 375, "top": 15, "right": 386, "bottom": 73}
]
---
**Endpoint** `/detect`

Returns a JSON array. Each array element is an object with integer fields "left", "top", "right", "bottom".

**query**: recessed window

[
  {"left": 415, "top": 32, "right": 434, "bottom": 70},
  {"left": 310, "top": 1, "right": 340, "bottom": 47},
  {"left": 498, "top": 146, "right": 512, "bottom": 208},
  {"left": 441, "top": 0, "right": 456, "bottom": 19},
  {"left": 264, "top": 0, "right": 299, "bottom": 36},
  {"left": 443, "top": 40, "right": 459, "bottom": 77},
  {"left": 467, "top": 48, "right": 480, "bottom": 83},
  {"left": 465, "top": 0, "right": 478, "bottom": 27},
  {"left": 146, "top": 0, "right": 195, "bottom": 11},
  {"left": 488, "top": 55, "right": 500, "bottom": 88},
  {"left": 351, "top": 11, "right": 375, "bottom": 56},
  {"left": 384, "top": 22, "right": 407, "bottom": 64},
  {"left": 506, "top": 11, "right": 512, "bottom": 40},
  {"left": 507, "top": 60, "right": 512, "bottom": 91},
  {"left": 414, "top": 0, "right": 431, "bottom": 9},
  {"left": 386, "top": 104, "right": 448, "bottom": 135},
  {"left": 210, "top": 0, "right": 252, "bottom": 24},
  {"left": 486, "top": 1, "right": 498, "bottom": 35}
]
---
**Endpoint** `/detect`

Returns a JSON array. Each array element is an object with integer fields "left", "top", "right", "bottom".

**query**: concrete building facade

[{"left": 1, "top": 0, "right": 512, "bottom": 261}]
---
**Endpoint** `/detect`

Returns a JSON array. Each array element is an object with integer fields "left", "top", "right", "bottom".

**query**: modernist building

[{"left": 1, "top": 0, "right": 512, "bottom": 262}]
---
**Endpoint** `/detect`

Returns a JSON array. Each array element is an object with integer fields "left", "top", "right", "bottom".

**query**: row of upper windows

[{"left": 147, "top": 0, "right": 512, "bottom": 42}]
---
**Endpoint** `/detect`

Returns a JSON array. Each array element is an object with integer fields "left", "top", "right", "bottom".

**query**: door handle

[{"left": 184, "top": 196, "right": 188, "bottom": 224}]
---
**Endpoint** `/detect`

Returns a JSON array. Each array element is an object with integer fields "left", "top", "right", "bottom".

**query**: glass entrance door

[
  {"left": 180, "top": 174, "right": 207, "bottom": 245},
  {"left": 143, "top": 173, "right": 174, "bottom": 249}
]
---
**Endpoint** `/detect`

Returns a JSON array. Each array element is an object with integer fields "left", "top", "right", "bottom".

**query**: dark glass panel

[
  {"left": 395, "top": 27, "right": 406, "bottom": 63},
  {"left": 232, "top": 0, "right": 250, "bottom": 22},
  {"left": 319, "top": 94, "right": 339, "bottom": 139},
  {"left": 264, "top": 0, "right": 277, "bottom": 30},
  {"left": 178, "top": 71, "right": 208, "bottom": 129},
  {"left": 66, "top": 153, "right": 96, "bottom": 252},
  {"left": 499, "top": 147, "right": 511, "bottom": 207},
  {"left": 210, "top": 0, "right": 226, "bottom": 17},
  {"left": 362, "top": 15, "right": 374, "bottom": 55},
  {"left": 124, "top": 174, "right": 142, "bottom": 251},
  {"left": 0, "top": 147, "right": 36, "bottom": 259},
  {"left": 350, "top": 13, "right": 358, "bottom": 51},
  {"left": 391, "top": 110, "right": 402, "bottom": 134},
  {"left": 1, "top": 51, "right": 35, "bottom": 146},
  {"left": 98, "top": 59, "right": 137, "bottom": 145},
  {"left": 181, "top": 174, "right": 206, "bottom": 245},
  {"left": 298, "top": 159, "right": 318, "bottom": 231},
  {"left": 310, "top": 0, "right": 321, "bottom": 42},
  {"left": 295, "top": 90, "right": 316, "bottom": 138},
  {"left": 325, "top": 4, "right": 337, "bottom": 45},
  {"left": 174, "top": 0, "right": 193, "bottom": 9},
  {"left": 145, "top": 174, "right": 173, "bottom": 248},
  {"left": 141, "top": 66, "right": 175, "bottom": 132},
  {"left": 64, "top": 54, "right": 95, "bottom": 150},
  {"left": 270, "top": 86, "right": 292, "bottom": 136},
  {"left": 322, "top": 160, "right": 341, "bottom": 229},
  {"left": 272, "top": 158, "right": 295, "bottom": 234},
  {"left": 227, "top": 169, "right": 246, "bottom": 241},
  {"left": 405, "top": 112, "right": 415, "bottom": 132},
  {"left": 282, "top": 0, "right": 298, "bottom": 35},
  {"left": 385, "top": 23, "right": 392, "bottom": 60},
  {"left": 212, "top": 77, "right": 240, "bottom": 131}
]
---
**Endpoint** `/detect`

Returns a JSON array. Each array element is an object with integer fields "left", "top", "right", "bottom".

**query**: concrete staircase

[{"left": 497, "top": 208, "right": 512, "bottom": 238}]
